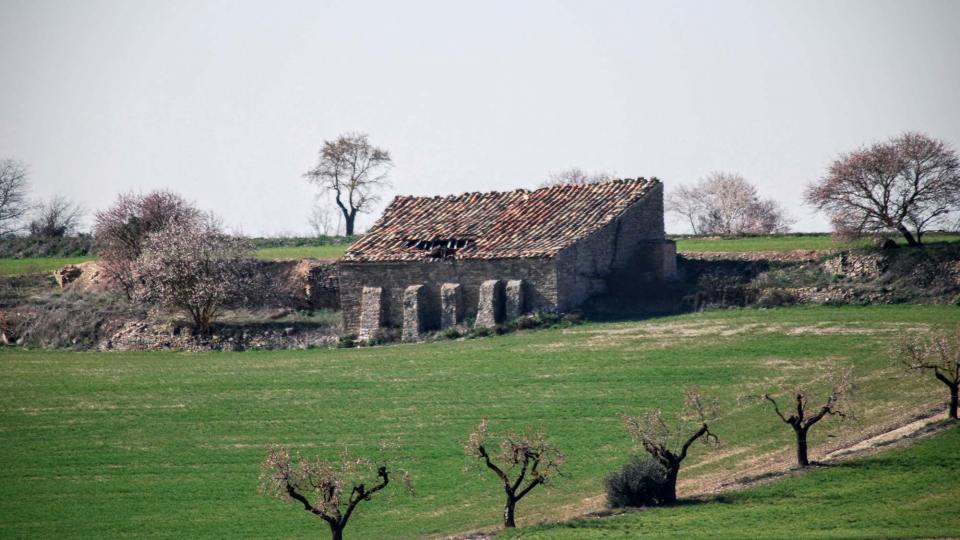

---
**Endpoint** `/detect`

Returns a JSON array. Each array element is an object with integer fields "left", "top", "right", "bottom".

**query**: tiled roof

[{"left": 341, "top": 177, "right": 660, "bottom": 262}]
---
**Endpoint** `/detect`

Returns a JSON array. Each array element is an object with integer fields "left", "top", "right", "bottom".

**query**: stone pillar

[
  {"left": 475, "top": 279, "right": 503, "bottom": 328},
  {"left": 660, "top": 240, "right": 677, "bottom": 280},
  {"left": 402, "top": 284, "right": 426, "bottom": 342},
  {"left": 358, "top": 286, "right": 385, "bottom": 341},
  {"left": 505, "top": 280, "right": 524, "bottom": 320},
  {"left": 440, "top": 283, "right": 463, "bottom": 328}
]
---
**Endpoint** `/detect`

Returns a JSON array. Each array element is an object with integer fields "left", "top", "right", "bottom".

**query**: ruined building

[{"left": 338, "top": 177, "right": 676, "bottom": 340}]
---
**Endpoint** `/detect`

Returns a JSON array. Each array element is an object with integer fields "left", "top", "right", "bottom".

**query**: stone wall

[
  {"left": 59, "top": 259, "right": 340, "bottom": 311},
  {"left": 339, "top": 258, "right": 557, "bottom": 334},
  {"left": 554, "top": 183, "right": 673, "bottom": 310}
]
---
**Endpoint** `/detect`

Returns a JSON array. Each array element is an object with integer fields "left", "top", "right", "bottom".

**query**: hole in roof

[{"left": 401, "top": 238, "right": 474, "bottom": 258}]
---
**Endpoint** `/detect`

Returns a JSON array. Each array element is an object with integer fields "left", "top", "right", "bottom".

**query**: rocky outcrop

[{"left": 101, "top": 320, "right": 339, "bottom": 352}]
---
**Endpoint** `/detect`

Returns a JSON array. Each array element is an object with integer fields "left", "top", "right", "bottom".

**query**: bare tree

[
  {"left": 259, "top": 446, "right": 395, "bottom": 540},
  {"left": 623, "top": 387, "right": 719, "bottom": 504},
  {"left": 805, "top": 132, "right": 960, "bottom": 246},
  {"left": 133, "top": 216, "right": 255, "bottom": 334},
  {"left": 0, "top": 159, "right": 30, "bottom": 236},
  {"left": 897, "top": 329, "right": 960, "bottom": 419},
  {"left": 308, "top": 195, "right": 337, "bottom": 237},
  {"left": 667, "top": 172, "right": 793, "bottom": 235},
  {"left": 539, "top": 167, "right": 614, "bottom": 187},
  {"left": 94, "top": 190, "right": 202, "bottom": 296},
  {"left": 304, "top": 133, "right": 392, "bottom": 236},
  {"left": 758, "top": 368, "right": 854, "bottom": 467},
  {"left": 27, "top": 196, "right": 84, "bottom": 237},
  {"left": 464, "top": 419, "right": 565, "bottom": 528}
]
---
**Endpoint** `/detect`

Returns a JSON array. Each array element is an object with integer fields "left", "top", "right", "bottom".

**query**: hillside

[
  {"left": 1, "top": 305, "right": 957, "bottom": 538},
  {"left": 504, "top": 424, "right": 960, "bottom": 539}
]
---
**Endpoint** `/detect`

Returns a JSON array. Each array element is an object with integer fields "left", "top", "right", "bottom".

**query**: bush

[
  {"left": 604, "top": 456, "right": 671, "bottom": 509},
  {"left": 337, "top": 333, "right": 357, "bottom": 348},
  {"left": 755, "top": 288, "right": 797, "bottom": 308}
]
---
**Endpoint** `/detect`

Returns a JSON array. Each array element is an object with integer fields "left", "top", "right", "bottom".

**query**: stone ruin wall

[
  {"left": 57, "top": 259, "right": 340, "bottom": 311},
  {"left": 338, "top": 257, "right": 557, "bottom": 336},
  {"left": 554, "top": 182, "right": 675, "bottom": 310}
]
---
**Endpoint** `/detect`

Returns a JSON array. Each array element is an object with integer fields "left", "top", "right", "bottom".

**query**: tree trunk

[
  {"left": 795, "top": 427, "right": 810, "bottom": 467},
  {"left": 663, "top": 466, "right": 679, "bottom": 505},
  {"left": 897, "top": 224, "right": 919, "bottom": 246},
  {"left": 344, "top": 214, "right": 355, "bottom": 236},
  {"left": 328, "top": 523, "right": 343, "bottom": 540},
  {"left": 950, "top": 384, "right": 958, "bottom": 420},
  {"left": 503, "top": 496, "right": 517, "bottom": 528}
]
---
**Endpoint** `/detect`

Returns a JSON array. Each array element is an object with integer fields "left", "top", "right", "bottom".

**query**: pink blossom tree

[
  {"left": 94, "top": 190, "right": 202, "bottom": 296},
  {"left": 667, "top": 173, "right": 793, "bottom": 235},
  {"left": 133, "top": 217, "right": 255, "bottom": 334},
  {"left": 805, "top": 132, "right": 960, "bottom": 245}
]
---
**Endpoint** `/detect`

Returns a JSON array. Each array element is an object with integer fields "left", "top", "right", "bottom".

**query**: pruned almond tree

[
  {"left": 758, "top": 367, "right": 854, "bottom": 467},
  {"left": 623, "top": 387, "right": 719, "bottom": 504},
  {"left": 464, "top": 419, "right": 565, "bottom": 528},
  {"left": 897, "top": 329, "right": 960, "bottom": 419},
  {"left": 258, "top": 446, "right": 398, "bottom": 540}
]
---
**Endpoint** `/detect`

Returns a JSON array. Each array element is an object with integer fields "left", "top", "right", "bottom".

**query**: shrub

[
  {"left": 337, "top": 333, "right": 357, "bottom": 348},
  {"left": 755, "top": 288, "right": 797, "bottom": 308},
  {"left": 441, "top": 326, "right": 462, "bottom": 339},
  {"left": 604, "top": 456, "right": 671, "bottom": 508}
]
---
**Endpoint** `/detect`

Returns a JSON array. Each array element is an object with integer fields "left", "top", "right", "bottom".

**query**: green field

[
  {"left": 671, "top": 233, "right": 960, "bottom": 253},
  {"left": 253, "top": 244, "right": 349, "bottom": 260},
  {"left": 0, "top": 256, "right": 95, "bottom": 275},
  {"left": 506, "top": 424, "right": 960, "bottom": 539},
  {"left": 1, "top": 305, "right": 958, "bottom": 538},
  {"left": 5, "top": 234, "right": 960, "bottom": 275}
]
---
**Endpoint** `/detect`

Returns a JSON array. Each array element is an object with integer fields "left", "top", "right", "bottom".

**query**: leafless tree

[
  {"left": 304, "top": 133, "right": 392, "bottom": 236},
  {"left": 623, "top": 387, "right": 719, "bottom": 504},
  {"left": 897, "top": 329, "right": 960, "bottom": 419},
  {"left": 0, "top": 159, "right": 30, "bottom": 236},
  {"left": 94, "top": 190, "right": 202, "bottom": 296},
  {"left": 758, "top": 368, "right": 854, "bottom": 467},
  {"left": 133, "top": 216, "right": 256, "bottom": 334},
  {"left": 539, "top": 167, "right": 614, "bottom": 187},
  {"left": 308, "top": 195, "right": 337, "bottom": 237},
  {"left": 667, "top": 172, "right": 793, "bottom": 235},
  {"left": 464, "top": 419, "right": 565, "bottom": 528},
  {"left": 27, "top": 196, "right": 84, "bottom": 237},
  {"left": 259, "top": 446, "right": 398, "bottom": 540},
  {"left": 805, "top": 132, "right": 960, "bottom": 246}
]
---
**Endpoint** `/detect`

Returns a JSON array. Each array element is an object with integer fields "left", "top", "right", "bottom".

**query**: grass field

[
  {"left": 4, "top": 234, "right": 960, "bottom": 275},
  {"left": 0, "top": 255, "right": 94, "bottom": 275},
  {"left": 253, "top": 244, "right": 349, "bottom": 260},
  {"left": 1, "top": 305, "right": 958, "bottom": 538},
  {"left": 671, "top": 233, "right": 960, "bottom": 253},
  {"left": 505, "top": 424, "right": 960, "bottom": 539}
]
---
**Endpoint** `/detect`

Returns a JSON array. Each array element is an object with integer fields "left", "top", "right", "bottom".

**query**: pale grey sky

[{"left": 2, "top": 0, "right": 959, "bottom": 235}]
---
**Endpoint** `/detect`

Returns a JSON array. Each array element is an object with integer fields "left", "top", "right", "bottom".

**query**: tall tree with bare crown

[{"left": 304, "top": 133, "right": 392, "bottom": 236}]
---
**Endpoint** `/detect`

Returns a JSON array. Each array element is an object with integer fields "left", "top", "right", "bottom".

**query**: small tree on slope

[
  {"left": 623, "top": 387, "right": 719, "bottom": 504},
  {"left": 897, "top": 329, "right": 960, "bottom": 420},
  {"left": 464, "top": 419, "right": 565, "bottom": 528},
  {"left": 259, "top": 446, "right": 395, "bottom": 540},
  {"left": 758, "top": 368, "right": 854, "bottom": 467}
]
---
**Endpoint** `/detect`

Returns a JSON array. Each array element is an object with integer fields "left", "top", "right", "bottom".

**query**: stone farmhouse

[{"left": 338, "top": 177, "right": 676, "bottom": 341}]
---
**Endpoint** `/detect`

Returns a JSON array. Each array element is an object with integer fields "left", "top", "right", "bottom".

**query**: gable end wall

[{"left": 554, "top": 183, "right": 666, "bottom": 310}]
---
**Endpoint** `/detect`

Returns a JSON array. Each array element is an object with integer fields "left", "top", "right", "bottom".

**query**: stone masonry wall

[
  {"left": 339, "top": 258, "right": 557, "bottom": 334},
  {"left": 554, "top": 183, "right": 670, "bottom": 310}
]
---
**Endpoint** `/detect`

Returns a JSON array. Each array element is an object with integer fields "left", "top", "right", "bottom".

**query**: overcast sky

[{"left": 2, "top": 0, "right": 959, "bottom": 235}]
